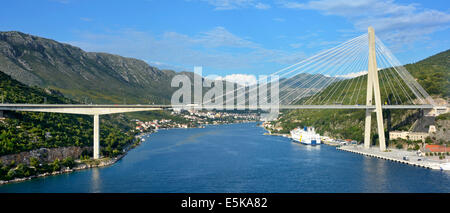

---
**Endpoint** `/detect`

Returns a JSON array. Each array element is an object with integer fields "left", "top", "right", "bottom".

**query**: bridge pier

[
  {"left": 364, "top": 27, "right": 386, "bottom": 151},
  {"left": 93, "top": 114, "right": 100, "bottom": 159},
  {"left": 364, "top": 109, "right": 373, "bottom": 149}
]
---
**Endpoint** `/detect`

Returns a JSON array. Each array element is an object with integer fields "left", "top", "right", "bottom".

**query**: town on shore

[{"left": 134, "top": 109, "right": 260, "bottom": 132}]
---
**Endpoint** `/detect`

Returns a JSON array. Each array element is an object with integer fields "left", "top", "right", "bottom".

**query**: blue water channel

[{"left": 1, "top": 122, "right": 449, "bottom": 192}]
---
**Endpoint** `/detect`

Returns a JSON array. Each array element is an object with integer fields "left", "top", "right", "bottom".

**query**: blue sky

[{"left": 1, "top": 0, "right": 449, "bottom": 78}]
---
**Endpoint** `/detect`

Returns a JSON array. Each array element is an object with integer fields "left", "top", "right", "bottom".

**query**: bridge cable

[
  {"left": 376, "top": 43, "right": 417, "bottom": 105},
  {"left": 305, "top": 41, "right": 368, "bottom": 105},
  {"left": 277, "top": 36, "right": 368, "bottom": 104},
  {"left": 339, "top": 48, "right": 370, "bottom": 105},
  {"left": 202, "top": 34, "right": 368, "bottom": 106},
  {"left": 301, "top": 39, "right": 369, "bottom": 105},
  {"left": 265, "top": 35, "right": 368, "bottom": 105},
  {"left": 260, "top": 35, "right": 367, "bottom": 104},
  {"left": 285, "top": 37, "right": 368, "bottom": 105},
  {"left": 375, "top": 37, "right": 432, "bottom": 105},
  {"left": 313, "top": 40, "right": 369, "bottom": 105},
  {"left": 336, "top": 48, "right": 370, "bottom": 105},
  {"left": 375, "top": 46, "right": 406, "bottom": 105},
  {"left": 349, "top": 52, "right": 369, "bottom": 105}
]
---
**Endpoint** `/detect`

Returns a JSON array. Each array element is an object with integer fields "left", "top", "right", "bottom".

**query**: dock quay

[
  {"left": 323, "top": 141, "right": 341, "bottom": 146},
  {"left": 264, "top": 133, "right": 290, "bottom": 138},
  {"left": 337, "top": 145, "right": 444, "bottom": 170}
]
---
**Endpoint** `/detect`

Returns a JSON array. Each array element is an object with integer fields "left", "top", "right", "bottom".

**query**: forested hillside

[
  {"left": 404, "top": 49, "right": 449, "bottom": 98},
  {"left": 271, "top": 49, "right": 450, "bottom": 146},
  {"left": 0, "top": 70, "right": 135, "bottom": 157}
]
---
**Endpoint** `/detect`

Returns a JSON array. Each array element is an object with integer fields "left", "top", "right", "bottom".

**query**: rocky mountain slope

[{"left": 0, "top": 31, "right": 177, "bottom": 104}]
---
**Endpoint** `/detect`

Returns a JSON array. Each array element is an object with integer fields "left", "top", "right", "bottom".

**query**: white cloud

[
  {"left": 197, "top": 0, "right": 270, "bottom": 10},
  {"left": 281, "top": 0, "right": 416, "bottom": 17},
  {"left": 335, "top": 70, "right": 367, "bottom": 78},
  {"left": 296, "top": 32, "right": 318, "bottom": 40},
  {"left": 213, "top": 74, "right": 258, "bottom": 85},
  {"left": 289, "top": 43, "right": 303, "bottom": 48},
  {"left": 80, "top": 17, "right": 92, "bottom": 22},
  {"left": 280, "top": 0, "right": 450, "bottom": 48},
  {"left": 306, "top": 40, "right": 341, "bottom": 48},
  {"left": 50, "top": 0, "right": 70, "bottom": 4},
  {"left": 159, "top": 26, "right": 258, "bottom": 49},
  {"left": 255, "top": 2, "right": 271, "bottom": 9},
  {"left": 197, "top": 26, "right": 259, "bottom": 48},
  {"left": 273, "top": 17, "right": 285, "bottom": 22},
  {"left": 268, "top": 50, "right": 307, "bottom": 64}
]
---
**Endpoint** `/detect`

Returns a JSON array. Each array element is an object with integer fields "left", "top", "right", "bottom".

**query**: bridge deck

[{"left": 0, "top": 104, "right": 435, "bottom": 111}]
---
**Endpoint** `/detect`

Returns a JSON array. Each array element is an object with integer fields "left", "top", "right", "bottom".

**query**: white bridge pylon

[{"left": 365, "top": 27, "right": 385, "bottom": 151}]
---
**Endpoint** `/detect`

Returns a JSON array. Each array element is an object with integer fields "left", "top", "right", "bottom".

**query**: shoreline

[
  {"left": 1, "top": 128, "right": 155, "bottom": 185},
  {"left": 0, "top": 155, "right": 123, "bottom": 185},
  {"left": 0, "top": 137, "right": 138, "bottom": 185},
  {"left": 0, "top": 120, "right": 258, "bottom": 185}
]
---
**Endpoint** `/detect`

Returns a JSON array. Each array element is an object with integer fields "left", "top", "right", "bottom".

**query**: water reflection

[
  {"left": 304, "top": 144, "right": 321, "bottom": 151},
  {"left": 90, "top": 168, "right": 102, "bottom": 193},
  {"left": 290, "top": 141, "right": 321, "bottom": 152},
  {"left": 362, "top": 156, "right": 388, "bottom": 192}
]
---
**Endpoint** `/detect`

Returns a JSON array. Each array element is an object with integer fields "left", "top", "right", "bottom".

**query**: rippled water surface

[{"left": 1, "top": 122, "right": 449, "bottom": 192}]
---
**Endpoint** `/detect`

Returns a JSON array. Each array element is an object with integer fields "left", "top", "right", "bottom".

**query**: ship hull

[{"left": 291, "top": 139, "right": 320, "bottom": 145}]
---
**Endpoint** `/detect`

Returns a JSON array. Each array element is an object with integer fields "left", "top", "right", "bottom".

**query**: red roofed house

[{"left": 425, "top": 145, "right": 448, "bottom": 153}]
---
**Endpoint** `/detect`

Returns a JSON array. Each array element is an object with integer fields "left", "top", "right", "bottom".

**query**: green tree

[
  {"left": 30, "top": 157, "right": 39, "bottom": 168},
  {"left": 62, "top": 157, "right": 75, "bottom": 168},
  {"left": 51, "top": 159, "right": 61, "bottom": 172}
]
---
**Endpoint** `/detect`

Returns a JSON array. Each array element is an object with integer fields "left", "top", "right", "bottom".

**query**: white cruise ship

[{"left": 290, "top": 127, "right": 321, "bottom": 145}]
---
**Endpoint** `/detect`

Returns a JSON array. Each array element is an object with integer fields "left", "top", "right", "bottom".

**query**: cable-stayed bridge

[{"left": 0, "top": 27, "right": 442, "bottom": 158}]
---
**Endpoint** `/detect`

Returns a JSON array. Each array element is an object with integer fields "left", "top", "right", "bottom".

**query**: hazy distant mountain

[{"left": 279, "top": 73, "right": 341, "bottom": 104}]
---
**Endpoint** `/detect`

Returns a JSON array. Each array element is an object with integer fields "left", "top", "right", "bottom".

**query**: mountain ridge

[{"left": 0, "top": 31, "right": 177, "bottom": 104}]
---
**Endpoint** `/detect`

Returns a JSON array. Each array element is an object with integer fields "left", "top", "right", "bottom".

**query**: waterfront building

[
  {"left": 389, "top": 123, "right": 437, "bottom": 142},
  {"left": 389, "top": 131, "right": 429, "bottom": 142}
]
